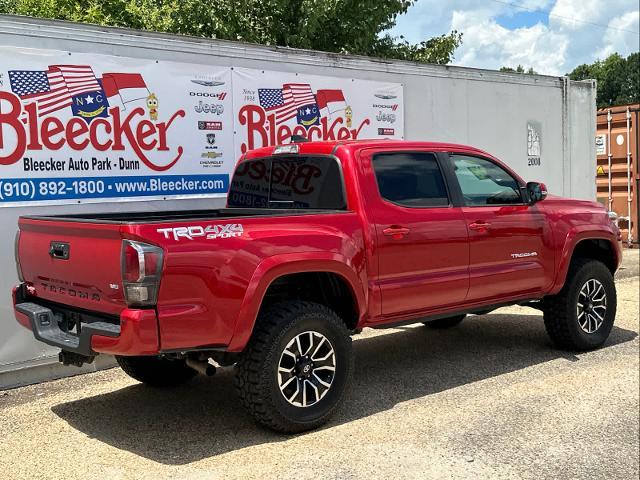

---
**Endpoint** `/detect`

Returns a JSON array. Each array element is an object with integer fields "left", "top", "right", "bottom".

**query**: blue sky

[
  {"left": 389, "top": 0, "right": 639, "bottom": 75},
  {"left": 494, "top": 9, "right": 548, "bottom": 29}
]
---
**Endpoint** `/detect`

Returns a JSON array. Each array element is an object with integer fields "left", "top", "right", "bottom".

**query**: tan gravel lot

[{"left": 1, "top": 250, "right": 638, "bottom": 480}]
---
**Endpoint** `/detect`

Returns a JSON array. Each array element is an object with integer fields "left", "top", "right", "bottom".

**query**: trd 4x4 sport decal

[{"left": 157, "top": 224, "right": 243, "bottom": 241}]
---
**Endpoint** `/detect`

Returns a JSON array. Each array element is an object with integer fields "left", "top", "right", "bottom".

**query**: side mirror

[{"left": 526, "top": 181, "right": 548, "bottom": 205}]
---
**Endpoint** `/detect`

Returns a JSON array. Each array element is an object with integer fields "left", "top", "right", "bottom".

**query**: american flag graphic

[
  {"left": 8, "top": 65, "right": 101, "bottom": 116},
  {"left": 258, "top": 83, "right": 316, "bottom": 123}
]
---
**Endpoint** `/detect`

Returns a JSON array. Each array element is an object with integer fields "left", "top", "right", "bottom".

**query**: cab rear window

[{"left": 227, "top": 156, "right": 346, "bottom": 209}]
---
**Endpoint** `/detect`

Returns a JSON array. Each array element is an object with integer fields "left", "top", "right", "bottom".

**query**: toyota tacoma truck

[{"left": 13, "top": 140, "right": 621, "bottom": 432}]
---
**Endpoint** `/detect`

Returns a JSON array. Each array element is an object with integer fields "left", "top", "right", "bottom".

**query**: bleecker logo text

[
  {"left": 0, "top": 91, "right": 186, "bottom": 171},
  {"left": 234, "top": 159, "right": 321, "bottom": 195},
  {"left": 239, "top": 104, "right": 370, "bottom": 153}
]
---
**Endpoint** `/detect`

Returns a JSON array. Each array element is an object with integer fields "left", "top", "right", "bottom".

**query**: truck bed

[{"left": 21, "top": 208, "right": 347, "bottom": 224}]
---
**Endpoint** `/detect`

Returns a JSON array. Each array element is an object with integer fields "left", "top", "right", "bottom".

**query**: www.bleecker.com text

[{"left": 23, "top": 157, "right": 141, "bottom": 172}]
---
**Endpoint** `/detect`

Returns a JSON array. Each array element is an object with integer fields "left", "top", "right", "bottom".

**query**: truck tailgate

[{"left": 17, "top": 217, "right": 127, "bottom": 316}]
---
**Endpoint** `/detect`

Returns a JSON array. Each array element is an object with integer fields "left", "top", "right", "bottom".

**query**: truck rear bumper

[{"left": 13, "top": 285, "right": 159, "bottom": 357}]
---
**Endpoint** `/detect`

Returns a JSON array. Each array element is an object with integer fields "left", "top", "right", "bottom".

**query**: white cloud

[
  {"left": 451, "top": 10, "right": 568, "bottom": 75},
  {"left": 595, "top": 10, "right": 640, "bottom": 59},
  {"left": 550, "top": 0, "right": 605, "bottom": 30},
  {"left": 520, "top": 0, "right": 554, "bottom": 8},
  {"left": 389, "top": 0, "right": 639, "bottom": 75}
]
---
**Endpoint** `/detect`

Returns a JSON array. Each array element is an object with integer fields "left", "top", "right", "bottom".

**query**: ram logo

[{"left": 157, "top": 224, "right": 244, "bottom": 241}]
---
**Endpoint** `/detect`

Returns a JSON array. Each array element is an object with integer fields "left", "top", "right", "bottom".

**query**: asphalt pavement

[{"left": 1, "top": 250, "right": 638, "bottom": 480}]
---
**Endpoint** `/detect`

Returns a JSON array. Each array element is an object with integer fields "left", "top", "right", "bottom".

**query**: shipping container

[
  {"left": 595, "top": 104, "right": 640, "bottom": 247},
  {"left": 0, "top": 15, "right": 597, "bottom": 386}
]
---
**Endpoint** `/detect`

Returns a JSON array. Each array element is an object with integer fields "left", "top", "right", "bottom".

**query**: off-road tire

[
  {"left": 235, "top": 301, "right": 353, "bottom": 433},
  {"left": 116, "top": 355, "right": 197, "bottom": 387},
  {"left": 542, "top": 258, "right": 616, "bottom": 351},
  {"left": 423, "top": 314, "right": 466, "bottom": 329}
]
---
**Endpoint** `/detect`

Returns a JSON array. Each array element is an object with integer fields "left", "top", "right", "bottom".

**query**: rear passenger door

[{"left": 361, "top": 150, "right": 470, "bottom": 318}]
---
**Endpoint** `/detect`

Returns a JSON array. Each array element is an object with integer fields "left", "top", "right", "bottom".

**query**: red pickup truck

[{"left": 14, "top": 139, "right": 621, "bottom": 432}]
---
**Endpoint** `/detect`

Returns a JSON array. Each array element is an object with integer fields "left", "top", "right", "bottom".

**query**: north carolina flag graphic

[
  {"left": 101, "top": 72, "right": 149, "bottom": 105},
  {"left": 316, "top": 89, "right": 346, "bottom": 116}
]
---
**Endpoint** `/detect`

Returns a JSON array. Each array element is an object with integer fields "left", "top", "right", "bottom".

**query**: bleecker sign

[
  {"left": 0, "top": 49, "right": 233, "bottom": 206},
  {"left": 232, "top": 68, "right": 404, "bottom": 158},
  {"left": 0, "top": 49, "right": 404, "bottom": 206}
]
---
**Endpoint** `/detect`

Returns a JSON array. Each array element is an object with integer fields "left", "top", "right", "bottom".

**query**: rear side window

[
  {"left": 372, "top": 152, "right": 449, "bottom": 207},
  {"left": 451, "top": 155, "right": 523, "bottom": 206},
  {"left": 227, "top": 156, "right": 346, "bottom": 209}
]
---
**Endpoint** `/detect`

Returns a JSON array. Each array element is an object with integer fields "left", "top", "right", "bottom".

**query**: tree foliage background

[
  {"left": 0, "top": 0, "right": 462, "bottom": 64},
  {"left": 499, "top": 65, "right": 537, "bottom": 75},
  {"left": 569, "top": 52, "right": 639, "bottom": 108}
]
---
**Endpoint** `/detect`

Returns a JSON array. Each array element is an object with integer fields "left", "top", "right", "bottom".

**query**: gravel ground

[{"left": 1, "top": 251, "right": 638, "bottom": 480}]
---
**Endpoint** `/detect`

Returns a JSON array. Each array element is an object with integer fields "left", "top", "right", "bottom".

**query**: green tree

[
  {"left": 499, "top": 65, "right": 536, "bottom": 74},
  {"left": 372, "top": 31, "right": 463, "bottom": 64},
  {"left": 0, "top": 0, "right": 462, "bottom": 64},
  {"left": 620, "top": 52, "right": 640, "bottom": 104},
  {"left": 568, "top": 52, "right": 639, "bottom": 108}
]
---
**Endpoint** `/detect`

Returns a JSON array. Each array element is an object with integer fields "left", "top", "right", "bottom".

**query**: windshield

[{"left": 227, "top": 156, "right": 346, "bottom": 209}]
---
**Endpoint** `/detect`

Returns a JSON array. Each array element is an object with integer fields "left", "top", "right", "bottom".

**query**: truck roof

[{"left": 243, "top": 139, "right": 494, "bottom": 160}]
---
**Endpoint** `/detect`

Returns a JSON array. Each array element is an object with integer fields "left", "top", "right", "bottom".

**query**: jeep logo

[{"left": 194, "top": 101, "right": 224, "bottom": 115}]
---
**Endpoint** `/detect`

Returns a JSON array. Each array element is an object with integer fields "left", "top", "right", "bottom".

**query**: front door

[
  {"left": 362, "top": 150, "right": 470, "bottom": 318},
  {"left": 447, "top": 154, "right": 553, "bottom": 302}
]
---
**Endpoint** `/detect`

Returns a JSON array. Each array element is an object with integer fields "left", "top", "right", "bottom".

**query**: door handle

[
  {"left": 383, "top": 226, "right": 410, "bottom": 239},
  {"left": 468, "top": 221, "right": 490, "bottom": 232},
  {"left": 49, "top": 241, "right": 70, "bottom": 260}
]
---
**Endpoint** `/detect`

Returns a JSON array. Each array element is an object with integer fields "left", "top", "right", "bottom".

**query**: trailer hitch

[{"left": 59, "top": 350, "right": 95, "bottom": 368}]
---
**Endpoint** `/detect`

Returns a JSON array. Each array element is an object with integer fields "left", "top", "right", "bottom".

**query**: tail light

[
  {"left": 121, "top": 240, "right": 164, "bottom": 307},
  {"left": 15, "top": 230, "right": 24, "bottom": 282}
]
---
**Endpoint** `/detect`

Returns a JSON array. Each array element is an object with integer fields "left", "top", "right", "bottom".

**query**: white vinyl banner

[
  {"left": 0, "top": 48, "right": 404, "bottom": 207},
  {"left": 0, "top": 47, "right": 233, "bottom": 206},
  {"left": 232, "top": 67, "right": 404, "bottom": 158}
]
